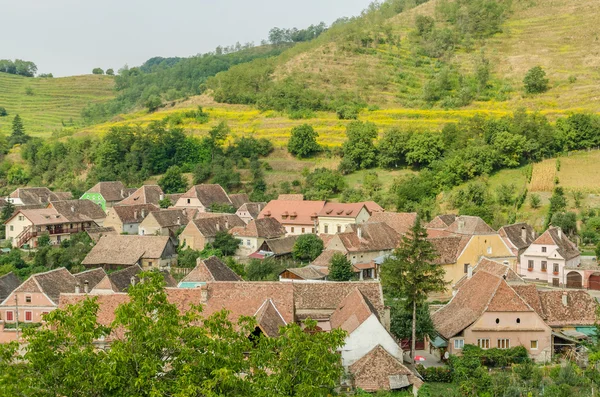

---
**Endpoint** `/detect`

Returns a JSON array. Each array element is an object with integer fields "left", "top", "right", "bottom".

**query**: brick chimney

[
  {"left": 84, "top": 280, "right": 89, "bottom": 294},
  {"left": 562, "top": 291, "right": 568, "bottom": 307},
  {"left": 200, "top": 284, "right": 209, "bottom": 303},
  {"left": 75, "top": 284, "right": 81, "bottom": 294},
  {"left": 134, "top": 210, "right": 138, "bottom": 220},
  {"left": 521, "top": 226, "right": 527, "bottom": 242}
]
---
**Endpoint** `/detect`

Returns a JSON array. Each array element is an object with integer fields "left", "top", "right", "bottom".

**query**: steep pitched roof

[
  {"left": 110, "top": 203, "right": 158, "bottom": 224},
  {"left": 0, "top": 272, "right": 20, "bottom": 302},
  {"left": 334, "top": 223, "right": 401, "bottom": 253},
  {"left": 9, "top": 208, "right": 68, "bottom": 226},
  {"left": 486, "top": 281, "right": 533, "bottom": 312},
  {"left": 189, "top": 214, "right": 245, "bottom": 237},
  {"left": 146, "top": 208, "right": 193, "bottom": 228},
  {"left": 312, "top": 249, "right": 345, "bottom": 267},
  {"left": 229, "top": 193, "right": 250, "bottom": 209},
  {"left": 282, "top": 266, "right": 328, "bottom": 280},
  {"left": 498, "top": 223, "right": 536, "bottom": 250},
  {"left": 28, "top": 268, "right": 78, "bottom": 305},
  {"left": 426, "top": 214, "right": 457, "bottom": 229},
  {"left": 82, "top": 235, "right": 172, "bottom": 266},
  {"left": 537, "top": 290, "right": 597, "bottom": 326},
  {"left": 85, "top": 226, "right": 118, "bottom": 243},
  {"left": 236, "top": 202, "right": 266, "bottom": 218},
  {"left": 511, "top": 284, "right": 545, "bottom": 317},
  {"left": 349, "top": 345, "right": 415, "bottom": 392},
  {"left": 454, "top": 257, "right": 523, "bottom": 289},
  {"left": 230, "top": 218, "right": 286, "bottom": 239},
  {"left": 74, "top": 268, "right": 107, "bottom": 290},
  {"left": 117, "top": 185, "right": 164, "bottom": 206},
  {"left": 429, "top": 235, "right": 470, "bottom": 265},
  {"left": 318, "top": 202, "right": 370, "bottom": 218},
  {"left": 105, "top": 265, "right": 142, "bottom": 292},
  {"left": 532, "top": 227, "right": 580, "bottom": 260},
  {"left": 85, "top": 181, "right": 132, "bottom": 202},
  {"left": 262, "top": 235, "right": 299, "bottom": 256},
  {"left": 180, "top": 184, "right": 232, "bottom": 207},
  {"left": 254, "top": 299, "right": 287, "bottom": 337},
  {"left": 9, "top": 187, "right": 63, "bottom": 205},
  {"left": 367, "top": 212, "right": 417, "bottom": 235},
  {"left": 330, "top": 288, "right": 378, "bottom": 334},
  {"left": 445, "top": 215, "right": 496, "bottom": 235},
  {"left": 49, "top": 200, "right": 106, "bottom": 222},
  {"left": 258, "top": 200, "right": 325, "bottom": 225},
  {"left": 182, "top": 256, "right": 242, "bottom": 282}
]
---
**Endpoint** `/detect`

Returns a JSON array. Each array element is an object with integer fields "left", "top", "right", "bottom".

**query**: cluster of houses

[{"left": 1, "top": 183, "right": 599, "bottom": 393}]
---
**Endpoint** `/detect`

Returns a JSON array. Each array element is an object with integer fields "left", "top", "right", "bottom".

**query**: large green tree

[
  {"left": 339, "top": 121, "right": 378, "bottom": 173},
  {"left": 8, "top": 114, "right": 30, "bottom": 147},
  {"left": 287, "top": 124, "right": 321, "bottom": 158},
  {"left": 291, "top": 234, "right": 324, "bottom": 262},
  {"left": 523, "top": 66, "right": 549, "bottom": 94},
  {"left": 158, "top": 165, "right": 188, "bottom": 194},
  {"left": 328, "top": 253, "right": 355, "bottom": 281},
  {"left": 211, "top": 231, "right": 241, "bottom": 256},
  {"left": 381, "top": 217, "right": 446, "bottom": 363}
]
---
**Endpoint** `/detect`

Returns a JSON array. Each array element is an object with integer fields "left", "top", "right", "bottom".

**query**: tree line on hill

[{"left": 0, "top": 59, "right": 37, "bottom": 77}]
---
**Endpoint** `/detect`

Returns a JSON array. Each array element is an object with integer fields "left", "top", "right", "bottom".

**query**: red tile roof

[
  {"left": 367, "top": 212, "right": 417, "bottom": 235},
  {"left": 229, "top": 218, "right": 286, "bottom": 238},
  {"left": 258, "top": 200, "right": 325, "bottom": 226},
  {"left": 329, "top": 288, "right": 377, "bottom": 334},
  {"left": 318, "top": 202, "right": 369, "bottom": 218},
  {"left": 349, "top": 345, "right": 418, "bottom": 392}
]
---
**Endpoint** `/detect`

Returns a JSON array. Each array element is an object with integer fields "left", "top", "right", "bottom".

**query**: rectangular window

[
  {"left": 148, "top": 261, "right": 153, "bottom": 267},
  {"left": 25, "top": 311, "right": 33, "bottom": 322},
  {"left": 542, "top": 246, "right": 547, "bottom": 253},
  {"left": 246, "top": 240, "right": 250, "bottom": 246},
  {"left": 497, "top": 339, "right": 510, "bottom": 349},
  {"left": 324, "top": 225, "right": 329, "bottom": 234},
  {"left": 464, "top": 263, "right": 470, "bottom": 273},
  {"left": 337, "top": 225, "right": 342, "bottom": 233},
  {"left": 487, "top": 247, "right": 492, "bottom": 254},
  {"left": 531, "top": 340, "right": 538, "bottom": 350},
  {"left": 291, "top": 227, "right": 294, "bottom": 233},
  {"left": 18, "top": 216, "right": 24, "bottom": 221},
  {"left": 528, "top": 260, "right": 534, "bottom": 270},
  {"left": 477, "top": 339, "right": 490, "bottom": 349},
  {"left": 9, "top": 225, "right": 13, "bottom": 231},
  {"left": 301, "top": 228, "right": 305, "bottom": 233},
  {"left": 541, "top": 261, "right": 547, "bottom": 271},
  {"left": 25, "top": 295, "right": 31, "bottom": 303},
  {"left": 312, "top": 228, "right": 315, "bottom": 233},
  {"left": 187, "top": 199, "right": 191, "bottom": 204},
  {"left": 553, "top": 263, "right": 559, "bottom": 273},
  {"left": 454, "top": 339, "right": 464, "bottom": 350},
  {"left": 5, "top": 311, "right": 13, "bottom": 322}
]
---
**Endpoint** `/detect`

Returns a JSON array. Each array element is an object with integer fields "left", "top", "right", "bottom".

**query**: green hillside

[{"left": 0, "top": 73, "right": 115, "bottom": 137}]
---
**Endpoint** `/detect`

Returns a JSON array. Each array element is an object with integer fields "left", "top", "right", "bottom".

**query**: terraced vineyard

[{"left": 0, "top": 72, "right": 115, "bottom": 137}]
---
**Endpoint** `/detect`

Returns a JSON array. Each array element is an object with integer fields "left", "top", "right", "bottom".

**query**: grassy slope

[{"left": 0, "top": 73, "right": 115, "bottom": 137}]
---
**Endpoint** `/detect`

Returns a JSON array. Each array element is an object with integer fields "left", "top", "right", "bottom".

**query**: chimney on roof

[
  {"left": 467, "top": 265, "right": 473, "bottom": 279},
  {"left": 521, "top": 226, "right": 527, "bottom": 242},
  {"left": 84, "top": 280, "right": 89, "bottom": 294},
  {"left": 75, "top": 284, "right": 81, "bottom": 294},
  {"left": 121, "top": 189, "right": 124, "bottom": 198},
  {"left": 357, "top": 226, "right": 362, "bottom": 239},
  {"left": 141, "top": 209, "right": 146, "bottom": 218},
  {"left": 562, "top": 291, "right": 568, "bottom": 307},
  {"left": 458, "top": 219, "right": 465, "bottom": 232},
  {"left": 71, "top": 205, "right": 75, "bottom": 213},
  {"left": 558, "top": 228, "right": 563, "bottom": 240},
  {"left": 176, "top": 216, "right": 181, "bottom": 225},
  {"left": 130, "top": 276, "right": 136, "bottom": 286},
  {"left": 134, "top": 210, "right": 138, "bottom": 220},
  {"left": 159, "top": 193, "right": 165, "bottom": 201},
  {"left": 200, "top": 284, "right": 209, "bottom": 302}
]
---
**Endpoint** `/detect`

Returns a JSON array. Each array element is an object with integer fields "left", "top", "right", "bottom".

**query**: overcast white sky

[{"left": 1, "top": 0, "right": 371, "bottom": 77}]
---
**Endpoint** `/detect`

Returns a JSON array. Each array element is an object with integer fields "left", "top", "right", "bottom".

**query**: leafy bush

[
  {"left": 524, "top": 66, "right": 549, "bottom": 94},
  {"left": 416, "top": 364, "right": 453, "bottom": 383}
]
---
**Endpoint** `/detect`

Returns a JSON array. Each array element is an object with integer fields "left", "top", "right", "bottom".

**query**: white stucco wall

[
  {"left": 339, "top": 314, "right": 402, "bottom": 367},
  {"left": 520, "top": 243, "right": 580, "bottom": 285}
]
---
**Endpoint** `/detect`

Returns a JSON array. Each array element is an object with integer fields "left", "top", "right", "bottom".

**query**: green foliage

[
  {"left": 211, "top": 231, "right": 241, "bottom": 256},
  {"left": 529, "top": 193, "right": 541, "bottom": 209},
  {"left": 37, "top": 234, "right": 51, "bottom": 248},
  {"left": 0, "top": 59, "right": 37, "bottom": 77},
  {"left": 0, "top": 107, "right": 7, "bottom": 117},
  {"left": 157, "top": 165, "right": 188, "bottom": 194},
  {"left": 377, "top": 128, "right": 412, "bottom": 168},
  {"left": 209, "top": 202, "right": 237, "bottom": 213},
  {"left": 8, "top": 114, "right": 30, "bottom": 147},
  {"left": 246, "top": 258, "right": 287, "bottom": 281},
  {"left": 304, "top": 167, "right": 346, "bottom": 199},
  {"left": 415, "top": 15, "right": 435, "bottom": 36},
  {"left": 145, "top": 94, "right": 162, "bottom": 112},
  {"left": 92, "top": 67, "right": 104, "bottom": 75},
  {"left": 405, "top": 132, "right": 444, "bottom": 167},
  {"left": 336, "top": 104, "right": 359, "bottom": 120},
  {"left": 550, "top": 212, "right": 577, "bottom": 236},
  {"left": 328, "top": 252, "right": 355, "bottom": 281},
  {"left": 288, "top": 124, "right": 321, "bottom": 158},
  {"left": 389, "top": 301, "right": 435, "bottom": 341},
  {"left": 524, "top": 66, "right": 549, "bottom": 94},
  {"left": 415, "top": 365, "right": 453, "bottom": 383},
  {"left": 437, "top": 0, "right": 510, "bottom": 39},
  {"left": 340, "top": 121, "right": 379, "bottom": 173},
  {"left": 292, "top": 234, "right": 324, "bottom": 262},
  {"left": 549, "top": 186, "right": 567, "bottom": 213}
]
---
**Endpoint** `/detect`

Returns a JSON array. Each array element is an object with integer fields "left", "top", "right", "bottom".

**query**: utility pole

[{"left": 14, "top": 295, "right": 19, "bottom": 340}]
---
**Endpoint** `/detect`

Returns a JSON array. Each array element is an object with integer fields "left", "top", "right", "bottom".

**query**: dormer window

[{"left": 542, "top": 247, "right": 547, "bottom": 253}]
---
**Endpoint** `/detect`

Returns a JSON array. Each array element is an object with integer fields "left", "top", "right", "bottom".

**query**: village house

[
  {"left": 8, "top": 187, "right": 72, "bottom": 206},
  {"left": 179, "top": 214, "right": 245, "bottom": 251},
  {"left": 116, "top": 185, "right": 167, "bottom": 206},
  {"left": 519, "top": 227, "right": 581, "bottom": 288},
  {"left": 236, "top": 202, "right": 266, "bottom": 224},
  {"left": 258, "top": 199, "right": 325, "bottom": 235},
  {"left": 317, "top": 202, "right": 383, "bottom": 235},
  {"left": 138, "top": 208, "right": 196, "bottom": 237},
  {"left": 103, "top": 203, "right": 158, "bottom": 234},
  {"left": 90, "top": 265, "right": 177, "bottom": 294},
  {"left": 81, "top": 181, "right": 135, "bottom": 211},
  {"left": 229, "top": 193, "right": 250, "bottom": 209},
  {"left": 280, "top": 249, "right": 344, "bottom": 281},
  {"left": 82, "top": 235, "right": 177, "bottom": 270},
  {"left": 178, "top": 256, "right": 242, "bottom": 288},
  {"left": 499, "top": 223, "right": 537, "bottom": 262},
  {"left": 174, "top": 184, "right": 233, "bottom": 212},
  {"left": 85, "top": 226, "right": 118, "bottom": 243},
  {"left": 48, "top": 199, "right": 107, "bottom": 227},
  {"left": 249, "top": 235, "right": 299, "bottom": 260},
  {"left": 229, "top": 218, "right": 287, "bottom": 256},
  {"left": 366, "top": 212, "right": 417, "bottom": 235}
]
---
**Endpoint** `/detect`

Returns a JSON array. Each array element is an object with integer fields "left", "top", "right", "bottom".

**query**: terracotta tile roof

[
  {"left": 363, "top": 201, "right": 385, "bottom": 213},
  {"left": 445, "top": 215, "right": 496, "bottom": 235},
  {"left": 0, "top": 272, "right": 20, "bottom": 302},
  {"left": 49, "top": 200, "right": 106, "bottom": 222},
  {"left": 180, "top": 184, "right": 232, "bottom": 207},
  {"left": 9, "top": 187, "right": 65, "bottom": 205},
  {"left": 85, "top": 181, "right": 132, "bottom": 202},
  {"left": 29, "top": 268, "right": 78, "bottom": 305},
  {"left": 532, "top": 227, "right": 580, "bottom": 260},
  {"left": 236, "top": 202, "right": 266, "bottom": 219},
  {"left": 230, "top": 218, "right": 286, "bottom": 239},
  {"left": 511, "top": 284, "right": 545, "bottom": 317},
  {"left": 426, "top": 228, "right": 457, "bottom": 238},
  {"left": 85, "top": 226, "right": 118, "bottom": 243},
  {"left": 498, "top": 223, "right": 536, "bottom": 250},
  {"left": 182, "top": 256, "right": 242, "bottom": 282},
  {"left": 426, "top": 214, "right": 456, "bottom": 229},
  {"left": 117, "top": 185, "right": 164, "bottom": 206},
  {"left": 428, "top": 236, "right": 470, "bottom": 265},
  {"left": 261, "top": 235, "right": 299, "bottom": 256},
  {"left": 454, "top": 257, "right": 522, "bottom": 289},
  {"left": 82, "top": 235, "right": 173, "bottom": 267},
  {"left": 349, "top": 345, "right": 416, "bottom": 392},
  {"left": 229, "top": 193, "right": 250, "bottom": 209},
  {"left": 254, "top": 299, "right": 287, "bottom": 337},
  {"left": 277, "top": 194, "right": 304, "bottom": 201},
  {"left": 319, "top": 234, "right": 335, "bottom": 247},
  {"left": 537, "top": 290, "right": 598, "bottom": 326},
  {"left": 54, "top": 192, "right": 74, "bottom": 201},
  {"left": 96, "top": 265, "right": 175, "bottom": 292},
  {"left": 330, "top": 288, "right": 377, "bottom": 334},
  {"left": 146, "top": 208, "right": 194, "bottom": 228},
  {"left": 312, "top": 249, "right": 345, "bottom": 267},
  {"left": 367, "top": 212, "right": 417, "bottom": 235},
  {"left": 318, "top": 202, "right": 369, "bottom": 218},
  {"left": 486, "top": 281, "right": 533, "bottom": 312},
  {"left": 334, "top": 223, "right": 401, "bottom": 252},
  {"left": 189, "top": 214, "right": 245, "bottom": 237},
  {"left": 110, "top": 204, "right": 159, "bottom": 224},
  {"left": 10, "top": 208, "right": 70, "bottom": 226},
  {"left": 258, "top": 200, "right": 325, "bottom": 226},
  {"left": 282, "top": 266, "right": 328, "bottom": 280},
  {"left": 74, "top": 268, "right": 107, "bottom": 290}
]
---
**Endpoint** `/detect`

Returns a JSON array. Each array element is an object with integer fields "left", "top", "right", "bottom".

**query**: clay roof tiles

[
  {"left": 236, "top": 202, "right": 266, "bottom": 219},
  {"left": 229, "top": 193, "right": 250, "bottom": 209},
  {"left": 189, "top": 214, "right": 245, "bottom": 237},
  {"left": 329, "top": 288, "right": 378, "bottom": 334},
  {"left": 532, "top": 227, "right": 580, "bottom": 260},
  {"left": 367, "top": 212, "right": 417, "bottom": 235},
  {"left": 537, "top": 290, "right": 597, "bottom": 326},
  {"left": 182, "top": 256, "right": 242, "bottom": 283},
  {"left": 82, "top": 235, "right": 172, "bottom": 267},
  {"left": 49, "top": 199, "right": 106, "bottom": 222},
  {"left": 349, "top": 345, "right": 416, "bottom": 392},
  {"left": 254, "top": 299, "right": 287, "bottom": 337},
  {"left": 110, "top": 203, "right": 158, "bottom": 224},
  {"left": 258, "top": 200, "right": 325, "bottom": 226},
  {"left": 229, "top": 218, "right": 286, "bottom": 239},
  {"left": 180, "top": 184, "right": 232, "bottom": 207},
  {"left": 117, "top": 185, "right": 164, "bottom": 206},
  {"left": 74, "top": 268, "right": 107, "bottom": 290},
  {"left": 445, "top": 215, "right": 496, "bottom": 235},
  {"left": 498, "top": 223, "right": 536, "bottom": 250},
  {"left": 335, "top": 223, "right": 402, "bottom": 252},
  {"left": 0, "top": 272, "right": 20, "bottom": 302},
  {"left": 86, "top": 181, "right": 134, "bottom": 203},
  {"left": 9, "top": 187, "right": 66, "bottom": 205}
]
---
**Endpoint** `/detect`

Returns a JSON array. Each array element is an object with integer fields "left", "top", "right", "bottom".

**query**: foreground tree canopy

[{"left": 0, "top": 272, "right": 346, "bottom": 397}]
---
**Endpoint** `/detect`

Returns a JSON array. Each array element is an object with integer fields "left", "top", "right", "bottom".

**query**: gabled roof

[
  {"left": 312, "top": 249, "right": 345, "bottom": 267},
  {"left": 230, "top": 218, "right": 286, "bottom": 239},
  {"left": 367, "top": 212, "right": 417, "bottom": 235},
  {"left": 229, "top": 193, "right": 250, "bottom": 209},
  {"left": 254, "top": 299, "right": 287, "bottom": 337},
  {"left": 145, "top": 208, "right": 193, "bottom": 228},
  {"left": 537, "top": 290, "right": 597, "bottom": 326},
  {"left": 49, "top": 200, "right": 106, "bottom": 222},
  {"left": 498, "top": 223, "right": 536, "bottom": 250},
  {"left": 0, "top": 272, "right": 20, "bottom": 302},
  {"left": 333, "top": 223, "right": 401, "bottom": 253},
  {"left": 117, "top": 185, "right": 164, "bottom": 206},
  {"left": 10, "top": 268, "right": 78, "bottom": 305},
  {"left": 426, "top": 214, "right": 457, "bottom": 229},
  {"left": 445, "top": 215, "right": 496, "bottom": 235},
  {"left": 236, "top": 202, "right": 266, "bottom": 219},
  {"left": 9, "top": 187, "right": 67, "bottom": 205},
  {"left": 7, "top": 208, "right": 68, "bottom": 226},
  {"left": 82, "top": 235, "right": 172, "bottom": 266},
  {"left": 110, "top": 203, "right": 158, "bottom": 224},
  {"left": 318, "top": 202, "right": 371, "bottom": 218},
  {"left": 180, "top": 184, "right": 232, "bottom": 207},
  {"left": 74, "top": 268, "right": 107, "bottom": 290},
  {"left": 282, "top": 266, "right": 328, "bottom": 280},
  {"left": 258, "top": 200, "right": 325, "bottom": 225},
  {"left": 85, "top": 226, "right": 118, "bottom": 243},
  {"left": 510, "top": 284, "right": 545, "bottom": 317},
  {"left": 182, "top": 256, "right": 242, "bottom": 283},
  {"left": 349, "top": 345, "right": 415, "bottom": 392},
  {"left": 85, "top": 181, "right": 133, "bottom": 202},
  {"left": 428, "top": 235, "right": 470, "bottom": 265},
  {"left": 188, "top": 214, "right": 246, "bottom": 237},
  {"left": 330, "top": 288, "right": 378, "bottom": 334},
  {"left": 454, "top": 257, "right": 523, "bottom": 289},
  {"left": 262, "top": 235, "right": 299, "bottom": 256},
  {"left": 531, "top": 227, "right": 579, "bottom": 260},
  {"left": 97, "top": 265, "right": 177, "bottom": 293}
]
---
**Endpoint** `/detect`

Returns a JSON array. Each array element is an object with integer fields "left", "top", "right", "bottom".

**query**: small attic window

[
  {"left": 336, "top": 209, "right": 344, "bottom": 215},
  {"left": 345, "top": 210, "right": 353, "bottom": 215},
  {"left": 516, "top": 318, "right": 521, "bottom": 324},
  {"left": 542, "top": 247, "right": 547, "bottom": 253},
  {"left": 495, "top": 318, "right": 500, "bottom": 324},
  {"left": 326, "top": 209, "right": 333, "bottom": 214}
]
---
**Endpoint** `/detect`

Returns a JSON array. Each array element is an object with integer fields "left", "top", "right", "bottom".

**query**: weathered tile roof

[
  {"left": 29, "top": 268, "right": 78, "bottom": 305},
  {"left": 180, "top": 184, "right": 232, "bottom": 207},
  {"left": 349, "top": 345, "right": 417, "bottom": 392},
  {"left": 498, "top": 223, "right": 536, "bottom": 250},
  {"left": 445, "top": 215, "right": 496, "bottom": 235},
  {"left": 189, "top": 214, "right": 245, "bottom": 237},
  {"left": 429, "top": 235, "right": 470, "bottom": 265},
  {"left": 282, "top": 266, "right": 328, "bottom": 280},
  {"left": 230, "top": 218, "right": 286, "bottom": 239},
  {"left": 117, "top": 185, "right": 164, "bottom": 206},
  {"left": 454, "top": 257, "right": 523, "bottom": 289},
  {"left": 367, "top": 212, "right": 417, "bottom": 235},
  {"left": 182, "top": 256, "right": 242, "bottom": 282},
  {"left": 537, "top": 290, "right": 597, "bottom": 326},
  {"left": 10, "top": 208, "right": 70, "bottom": 226},
  {"left": 147, "top": 208, "right": 193, "bottom": 228},
  {"left": 262, "top": 235, "right": 299, "bottom": 256},
  {"left": 86, "top": 181, "right": 133, "bottom": 202},
  {"left": 312, "top": 249, "right": 345, "bottom": 267},
  {"left": 254, "top": 299, "right": 287, "bottom": 337},
  {"left": 486, "top": 281, "right": 533, "bottom": 312},
  {"left": 532, "top": 227, "right": 580, "bottom": 260},
  {"left": 334, "top": 223, "right": 401, "bottom": 252},
  {"left": 258, "top": 200, "right": 325, "bottom": 226},
  {"left": 74, "top": 268, "right": 107, "bottom": 290},
  {"left": 49, "top": 199, "right": 106, "bottom": 222},
  {"left": 510, "top": 284, "right": 545, "bottom": 317},
  {"left": 426, "top": 214, "right": 457, "bottom": 229},
  {"left": 0, "top": 272, "right": 20, "bottom": 302},
  {"left": 105, "top": 265, "right": 143, "bottom": 292},
  {"left": 110, "top": 203, "right": 159, "bottom": 224},
  {"left": 236, "top": 202, "right": 266, "bottom": 219},
  {"left": 9, "top": 187, "right": 65, "bottom": 205},
  {"left": 229, "top": 193, "right": 250, "bottom": 209},
  {"left": 330, "top": 288, "right": 377, "bottom": 334},
  {"left": 82, "top": 235, "right": 172, "bottom": 267},
  {"left": 85, "top": 226, "right": 118, "bottom": 243}
]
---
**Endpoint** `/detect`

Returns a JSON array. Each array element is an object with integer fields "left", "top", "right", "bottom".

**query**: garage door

[
  {"left": 566, "top": 271, "right": 583, "bottom": 288},
  {"left": 589, "top": 274, "right": 600, "bottom": 290}
]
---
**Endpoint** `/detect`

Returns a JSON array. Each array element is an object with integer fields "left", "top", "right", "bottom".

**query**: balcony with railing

[{"left": 15, "top": 223, "right": 93, "bottom": 248}]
